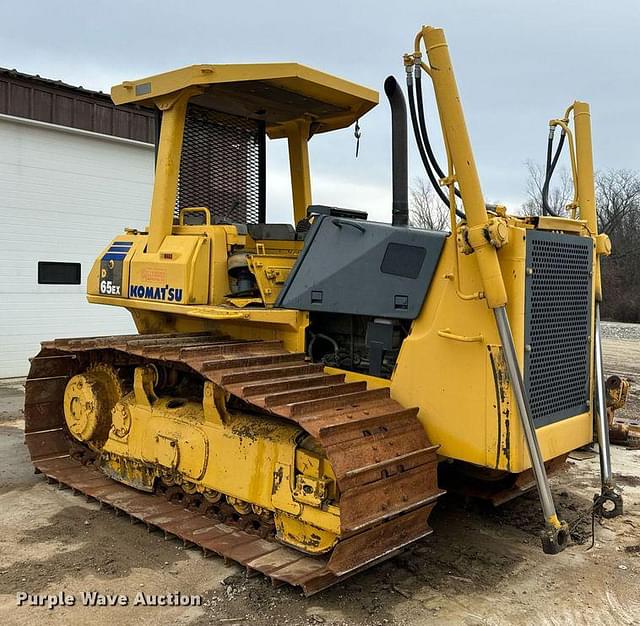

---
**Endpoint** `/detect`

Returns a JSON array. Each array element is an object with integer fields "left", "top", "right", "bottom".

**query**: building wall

[
  {"left": 0, "top": 115, "right": 154, "bottom": 377},
  {"left": 0, "top": 68, "right": 156, "bottom": 143}
]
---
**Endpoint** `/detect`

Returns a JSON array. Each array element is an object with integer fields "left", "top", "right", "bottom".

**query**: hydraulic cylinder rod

[
  {"left": 494, "top": 307, "right": 569, "bottom": 552},
  {"left": 594, "top": 304, "right": 613, "bottom": 486},
  {"left": 593, "top": 304, "right": 623, "bottom": 516},
  {"left": 421, "top": 26, "right": 568, "bottom": 551},
  {"left": 573, "top": 101, "right": 622, "bottom": 516}
]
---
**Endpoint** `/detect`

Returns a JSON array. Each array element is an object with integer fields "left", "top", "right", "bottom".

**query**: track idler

[{"left": 63, "top": 364, "right": 123, "bottom": 449}]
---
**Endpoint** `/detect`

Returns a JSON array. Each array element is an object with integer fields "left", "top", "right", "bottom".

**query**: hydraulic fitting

[{"left": 485, "top": 217, "right": 509, "bottom": 249}]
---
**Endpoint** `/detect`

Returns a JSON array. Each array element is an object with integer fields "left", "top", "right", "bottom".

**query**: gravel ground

[
  {"left": 601, "top": 322, "right": 640, "bottom": 425},
  {"left": 1, "top": 330, "right": 639, "bottom": 625},
  {"left": 601, "top": 320, "right": 640, "bottom": 342}
]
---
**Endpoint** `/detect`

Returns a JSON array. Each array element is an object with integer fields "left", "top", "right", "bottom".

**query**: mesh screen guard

[
  {"left": 175, "top": 105, "right": 266, "bottom": 223},
  {"left": 524, "top": 230, "right": 593, "bottom": 427}
]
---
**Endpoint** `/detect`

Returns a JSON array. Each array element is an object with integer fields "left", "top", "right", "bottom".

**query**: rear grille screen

[
  {"left": 175, "top": 105, "right": 265, "bottom": 224},
  {"left": 524, "top": 231, "right": 593, "bottom": 427}
]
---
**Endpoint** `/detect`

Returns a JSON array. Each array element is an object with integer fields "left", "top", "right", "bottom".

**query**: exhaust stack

[{"left": 384, "top": 76, "right": 409, "bottom": 227}]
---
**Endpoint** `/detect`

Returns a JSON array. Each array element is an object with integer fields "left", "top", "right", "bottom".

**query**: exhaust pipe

[{"left": 384, "top": 76, "right": 409, "bottom": 226}]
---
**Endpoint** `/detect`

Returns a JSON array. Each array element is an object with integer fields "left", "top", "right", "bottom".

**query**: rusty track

[{"left": 24, "top": 332, "right": 443, "bottom": 595}]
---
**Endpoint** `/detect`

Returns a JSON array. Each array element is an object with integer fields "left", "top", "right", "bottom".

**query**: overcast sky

[{"left": 3, "top": 0, "right": 640, "bottom": 222}]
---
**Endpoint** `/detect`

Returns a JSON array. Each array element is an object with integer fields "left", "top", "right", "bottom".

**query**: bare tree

[
  {"left": 522, "top": 162, "right": 640, "bottom": 322},
  {"left": 521, "top": 160, "right": 573, "bottom": 216},
  {"left": 596, "top": 168, "right": 640, "bottom": 237},
  {"left": 595, "top": 170, "right": 640, "bottom": 322},
  {"left": 409, "top": 178, "right": 449, "bottom": 231}
]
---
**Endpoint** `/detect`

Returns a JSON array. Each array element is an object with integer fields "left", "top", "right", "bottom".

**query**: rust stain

[
  {"left": 489, "top": 345, "right": 511, "bottom": 471},
  {"left": 272, "top": 465, "right": 284, "bottom": 494},
  {"left": 503, "top": 415, "right": 511, "bottom": 472}
]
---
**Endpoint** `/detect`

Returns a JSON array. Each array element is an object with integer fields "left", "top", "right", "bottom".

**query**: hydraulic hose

[
  {"left": 415, "top": 71, "right": 462, "bottom": 202},
  {"left": 541, "top": 132, "right": 556, "bottom": 216},
  {"left": 406, "top": 73, "right": 466, "bottom": 219},
  {"left": 541, "top": 129, "right": 566, "bottom": 216}
]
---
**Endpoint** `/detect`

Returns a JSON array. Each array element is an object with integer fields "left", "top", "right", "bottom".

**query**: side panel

[
  {"left": 277, "top": 216, "right": 447, "bottom": 320},
  {"left": 128, "top": 235, "right": 211, "bottom": 305},
  {"left": 391, "top": 224, "right": 594, "bottom": 473},
  {"left": 391, "top": 235, "right": 501, "bottom": 468}
]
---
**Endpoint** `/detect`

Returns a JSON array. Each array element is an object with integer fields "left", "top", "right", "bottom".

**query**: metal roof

[
  {"left": 0, "top": 67, "right": 156, "bottom": 143},
  {"left": 111, "top": 63, "right": 378, "bottom": 137}
]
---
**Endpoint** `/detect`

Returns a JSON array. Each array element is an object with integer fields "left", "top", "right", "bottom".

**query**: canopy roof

[{"left": 111, "top": 63, "right": 378, "bottom": 137}]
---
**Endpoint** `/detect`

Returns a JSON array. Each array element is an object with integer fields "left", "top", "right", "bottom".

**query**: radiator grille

[
  {"left": 175, "top": 105, "right": 265, "bottom": 223},
  {"left": 524, "top": 231, "right": 593, "bottom": 426}
]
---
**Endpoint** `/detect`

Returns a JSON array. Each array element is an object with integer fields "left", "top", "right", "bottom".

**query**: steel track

[{"left": 24, "top": 332, "right": 443, "bottom": 595}]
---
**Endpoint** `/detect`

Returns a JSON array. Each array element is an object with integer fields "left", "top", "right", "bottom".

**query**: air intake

[{"left": 524, "top": 230, "right": 593, "bottom": 426}]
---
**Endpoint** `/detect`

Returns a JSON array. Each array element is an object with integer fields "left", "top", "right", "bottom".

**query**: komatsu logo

[{"left": 129, "top": 284, "right": 183, "bottom": 302}]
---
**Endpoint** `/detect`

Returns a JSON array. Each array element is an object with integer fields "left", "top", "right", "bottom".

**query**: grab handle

[{"left": 331, "top": 218, "right": 365, "bottom": 233}]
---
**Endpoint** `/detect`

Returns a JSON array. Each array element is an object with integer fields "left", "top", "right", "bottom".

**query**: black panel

[
  {"left": 38, "top": 261, "right": 81, "bottom": 285},
  {"left": 98, "top": 241, "right": 133, "bottom": 296},
  {"left": 276, "top": 216, "right": 447, "bottom": 320},
  {"left": 524, "top": 230, "right": 593, "bottom": 427},
  {"left": 380, "top": 243, "right": 426, "bottom": 279}
]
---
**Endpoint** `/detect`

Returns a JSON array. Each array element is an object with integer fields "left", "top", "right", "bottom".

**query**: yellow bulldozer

[{"left": 24, "top": 26, "right": 623, "bottom": 594}]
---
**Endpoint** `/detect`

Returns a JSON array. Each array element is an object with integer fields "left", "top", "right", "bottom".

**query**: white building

[{"left": 0, "top": 69, "right": 156, "bottom": 377}]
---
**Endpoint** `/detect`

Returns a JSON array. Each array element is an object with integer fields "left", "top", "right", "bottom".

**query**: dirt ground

[{"left": 1, "top": 323, "right": 639, "bottom": 625}]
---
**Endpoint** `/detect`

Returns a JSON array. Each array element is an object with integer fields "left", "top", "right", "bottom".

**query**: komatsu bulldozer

[{"left": 24, "top": 26, "right": 623, "bottom": 595}]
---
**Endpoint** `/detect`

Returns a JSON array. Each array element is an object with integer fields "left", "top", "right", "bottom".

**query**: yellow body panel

[
  {"left": 87, "top": 221, "right": 309, "bottom": 352},
  {"left": 247, "top": 253, "right": 298, "bottom": 306},
  {"left": 100, "top": 392, "right": 339, "bottom": 553},
  {"left": 88, "top": 295, "right": 307, "bottom": 353},
  {"left": 391, "top": 220, "right": 596, "bottom": 473},
  {"left": 129, "top": 235, "right": 211, "bottom": 305}
]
